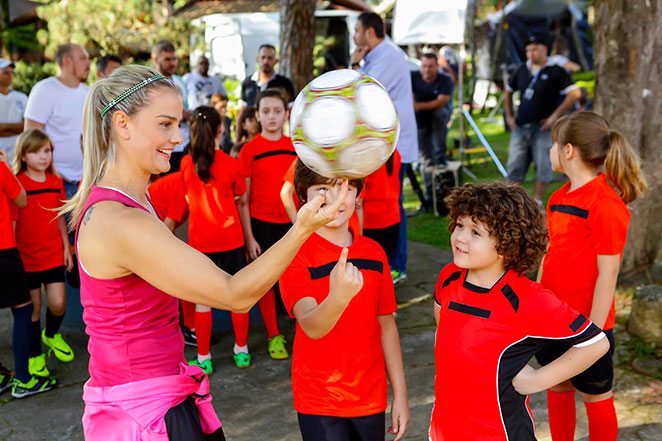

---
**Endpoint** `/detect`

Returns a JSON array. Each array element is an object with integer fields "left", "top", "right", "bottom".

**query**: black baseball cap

[{"left": 525, "top": 35, "right": 547, "bottom": 47}]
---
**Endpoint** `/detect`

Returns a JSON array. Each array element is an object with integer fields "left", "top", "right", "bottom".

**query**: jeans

[
  {"left": 391, "top": 163, "right": 408, "bottom": 274},
  {"left": 506, "top": 123, "right": 553, "bottom": 183},
  {"left": 417, "top": 107, "right": 450, "bottom": 205}
]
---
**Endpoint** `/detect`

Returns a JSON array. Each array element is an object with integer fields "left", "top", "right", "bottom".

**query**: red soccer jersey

[
  {"left": 431, "top": 263, "right": 602, "bottom": 441},
  {"left": 541, "top": 173, "right": 629, "bottom": 330},
  {"left": 180, "top": 151, "right": 246, "bottom": 253},
  {"left": 280, "top": 228, "right": 397, "bottom": 417},
  {"left": 238, "top": 134, "right": 297, "bottom": 223},
  {"left": 14, "top": 172, "right": 66, "bottom": 271},
  {"left": 148, "top": 172, "right": 187, "bottom": 224},
  {"left": 0, "top": 162, "right": 21, "bottom": 250},
  {"left": 363, "top": 150, "right": 401, "bottom": 229}
]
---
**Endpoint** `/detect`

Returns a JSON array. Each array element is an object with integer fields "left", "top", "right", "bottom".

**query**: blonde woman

[{"left": 61, "top": 65, "right": 347, "bottom": 441}]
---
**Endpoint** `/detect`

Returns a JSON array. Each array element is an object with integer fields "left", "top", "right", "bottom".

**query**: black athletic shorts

[
  {"left": 165, "top": 396, "right": 226, "bottom": 441},
  {"left": 25, "top": 266, "right": 66, "bottom": 291},
  {"left": 204, "top": 247, "right": 247, "bottom": 275},
  {"left": 250, "top": 217, "right": 292, "bottom": 254},
  {"left": 298, "top": 411, "right": 385, "bottom": 441},
  {"left": 535, "top": 329, "right": 615, "bottom": 395},
  {"left": 363, "top": 223, "right": 399, "bottom": 261},
  {"left": 0, "top": 248, "right": 31, "bottom": 308}
]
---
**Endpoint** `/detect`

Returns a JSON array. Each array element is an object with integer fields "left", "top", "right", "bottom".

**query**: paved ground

[{"left": 1, "top": 241, "right": 661, "bottom": 440}]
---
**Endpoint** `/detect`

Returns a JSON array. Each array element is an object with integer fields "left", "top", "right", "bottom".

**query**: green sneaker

[
  {"left": 233, "top": 352, "right": 251, "bottom": 369},
  {"left": 11, "top": 375, "right": 57, "bottom": 398},
  {"left": 391, "top": 269, "right": 407, "bottom": 284},
  {"left": 188, "top": 359, "right": 213, "bottom": 375},
  {"left": 28, "top": 354, "right": 50, "bottom": 377},
  {"left": 42, "top": 330, "right": 74, "bottom": 362},
  {"left": 267, "top": 335, "right": 289, "bottom": 360},
  {"left": 0, "top": 365, "right": 14, "bottom": 394}
]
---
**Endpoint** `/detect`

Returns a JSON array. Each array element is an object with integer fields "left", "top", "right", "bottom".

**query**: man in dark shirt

[
  {"left": 411, "top": 53, "right": 453, "bottom": 210},
  {"left": 505, "top": 35, "right": 581, "bottom": 202},
  {"left": 241, "top": 44, "right": 295, "bottom": 107}
]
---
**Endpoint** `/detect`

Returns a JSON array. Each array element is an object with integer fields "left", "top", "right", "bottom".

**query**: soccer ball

[{"left": 290, "top": 69, "right": 400, "bottom": 179}]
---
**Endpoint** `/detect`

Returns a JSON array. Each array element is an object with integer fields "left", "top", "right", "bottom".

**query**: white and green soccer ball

[{"left": 290, "top": 69, "right": 400, "bottom": 179}]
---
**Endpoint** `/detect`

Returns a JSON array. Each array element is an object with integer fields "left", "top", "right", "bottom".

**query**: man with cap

[
  {"left": 0, "top": 59, "right": 27, "bottom": 161},
  {"left": 504, "top": 35, "right": 581, "bottom": 203}
]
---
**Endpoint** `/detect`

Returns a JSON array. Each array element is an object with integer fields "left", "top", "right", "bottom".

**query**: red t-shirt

[
  {"left": 431, "top": 263, "right": 602, "bottom": 441},
  {"left": 180, "top": 151, "right": 246, "bottom": 253},
  {"left": 148, "top": 172, "right": 187, "bottom": 224},
  {"left": 239, "top": 134, "right": 297, "bottom": 223},
  {"left": 14, "top": 172, "right": 66, "bottom": 271},
  {"left": 283, "top": 159, "right": 362, "bottom": 234},
  {"left": 363, "top": 150, "right": 401, "bottom": 229},
  {"left": 280, "top": 229, "right": 397, "bottom": 417},
  {"left": 541, "top": 174, "right": 629, "bottom": 330},
  {"left": 0, "top": 162, "right": 21, "bottom": 250}
]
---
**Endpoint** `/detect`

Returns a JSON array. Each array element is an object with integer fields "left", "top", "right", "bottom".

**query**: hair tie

[
  {"left": 197, "top": 113, "right": 207, "bottom": 120},
  {"left": 101, "top": 74, "right": 166, "bottom": 117}
]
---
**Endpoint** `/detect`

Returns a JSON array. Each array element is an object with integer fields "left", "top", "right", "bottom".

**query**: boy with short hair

[
  {"left": 280, "top": 160, "right": 409, "bottom": 441},
  {"left": 430, "top": 182, "right": 609, "bottom": 441},
  {"left": 237, "top": 88, "right": 297, "bottom": 360}
]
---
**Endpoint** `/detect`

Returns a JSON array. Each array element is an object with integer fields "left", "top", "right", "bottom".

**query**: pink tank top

[{"left": 76, "top": 186, "right": 185, "bottom": 387}]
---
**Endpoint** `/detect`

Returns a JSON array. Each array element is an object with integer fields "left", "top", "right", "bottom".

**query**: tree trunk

[
  {"left": 1, "top": 0, "right": 11, "bottom": 58},
  {"left": 279, "top": 0, "right": 316, "bottom": 95},
  {"left": 594, "top": 0, "right": 662, "bottom": 271}
]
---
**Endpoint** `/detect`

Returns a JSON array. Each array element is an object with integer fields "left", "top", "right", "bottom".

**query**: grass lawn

[{"left": 405, "top": 110, "right": 566, "bottom": 250}]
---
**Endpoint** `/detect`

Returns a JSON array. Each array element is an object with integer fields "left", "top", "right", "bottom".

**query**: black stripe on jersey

[
  {"left": 448, "top": 301, "right": 491, "bottom": 319},
  {"left": 569, "top": 314, "right": 588, "bottom": 332},
  {"left": 26, "top": 188, "right": 61, "bottom": 196},
  {"left": 308, "top": 258, "right": 383, "bottom": 280},
  {"left": 253, "top": 150, "right": 297, "bottom": 161},
  {"left": 496, "top": 323, "right": 603, "bottom": 440},
  {"left": 501, "top": 284, "right": 519, "bottom": 312},
  {"left": 441, "top": 271, "right": 461, "bottom": 288},
  {"left": 463, "top": 280, "right": 490, "bottom": 293},
  {"left": 550, "top": 204, "right": 589, "bottom": 219}
]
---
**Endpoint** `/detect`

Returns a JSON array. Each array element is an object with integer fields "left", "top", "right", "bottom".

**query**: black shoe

[{"left": 182, "top": 327, "right": 197, "bottom": 347}]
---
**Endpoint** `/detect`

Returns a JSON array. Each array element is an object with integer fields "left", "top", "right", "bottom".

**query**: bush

[{"left": 12, "top": 61, "right": 59, "bottom": 95}]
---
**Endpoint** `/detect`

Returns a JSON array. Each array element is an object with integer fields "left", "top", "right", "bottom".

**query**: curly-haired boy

[{"left": 429, "top": 182, "right": 609, "bottom": 441}]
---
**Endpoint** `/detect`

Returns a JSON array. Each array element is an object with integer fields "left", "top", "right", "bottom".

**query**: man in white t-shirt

[
  {"left": 0, "top": 59, "right": 27, "bottom": 161},
  {"left": 25, "top": 43, "right": 90, "bottom": 194},
  {"left": 152, "top": 40, "right": 189, "bottom": 172},
  {"left": 183, "top": 55, "right": 226, "bottom": 110}
]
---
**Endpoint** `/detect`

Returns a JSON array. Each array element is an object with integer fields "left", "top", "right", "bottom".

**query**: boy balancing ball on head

[
  {"left": 280, "top": 159, "right": 409, "bottom": 441},
  {"left": 430, "top": 182, "right": 609, "bottom": 441}
]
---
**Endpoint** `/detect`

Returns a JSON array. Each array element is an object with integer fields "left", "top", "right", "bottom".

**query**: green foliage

[
  {"left": 34, "top": 0, "right": 199, "bottom": 70},
  {"left": 619, "top": 335, "right": 659, "bottom": 366},
  {"left": 11, "top": 60, "right": 58, "bottom": 95}
]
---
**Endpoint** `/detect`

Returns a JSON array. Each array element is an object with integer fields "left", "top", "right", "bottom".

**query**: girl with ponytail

[
  {"left": 59, "top": 65, "right": 348, "bottom": 440},
  {"left": 536, "top": 111, "right": 647, "bottom": 441},
  {"left": 180, "top": 105, "right": 253, "bottom": 372}
]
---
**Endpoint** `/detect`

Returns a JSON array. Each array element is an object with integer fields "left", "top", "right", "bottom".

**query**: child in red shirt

[
  {"left": 148, "top": 172, "right": 187, "bottom": 233},
  {"left": 537, "top": 111, "right": 648, "bottom": 441},
  {"left": 179, "top": 106, "right": 250, "bottom": 372},
  {"left": 280, "top": 160, "right": 410, "bottom": 441},
  {"left": 2, "top": 150, "right": 57, "bottom": 398},
  {"left": 238, "top": 89, "right": 297, "bottom": 360},
  {"left": 431, "top": 182, "right": 609, "bottom": 441},
  {"left": 362, "top": 149, "right": 401, "bottom": 273},
  {"left": 12, "top": 129, "right": 74, "bottom": 379}
]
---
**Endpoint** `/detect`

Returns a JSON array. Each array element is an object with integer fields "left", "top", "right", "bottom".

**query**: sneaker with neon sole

[
  {"left": 0, "top": 365, "right": 14, "bottom": 394},
  {"left": 28, "top": 354, "right": 50, "bottom": 377},
  {"left": 188, "top": 359, "right": 213, "bottom": 375},
  {"left": 391, "top": 270, "right": 407, "bottom": 284},
  {"left": 11, "top": 375, "right": 57, "bottom": 398},
  {"left": 42, "top": 330, "right": 74, "bottom": 362},
  {"left": 267, "top": 335, "right": 289, "bottom": 360}
]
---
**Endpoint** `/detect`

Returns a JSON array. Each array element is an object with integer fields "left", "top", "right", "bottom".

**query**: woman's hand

[{"left": 296, "top": 180, "right": 348, "bottom": 235}]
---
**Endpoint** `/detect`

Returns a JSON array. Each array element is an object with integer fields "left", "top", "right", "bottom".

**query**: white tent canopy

[{"left": 392, "top": 0, "right": 468, "bottom": 45}]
